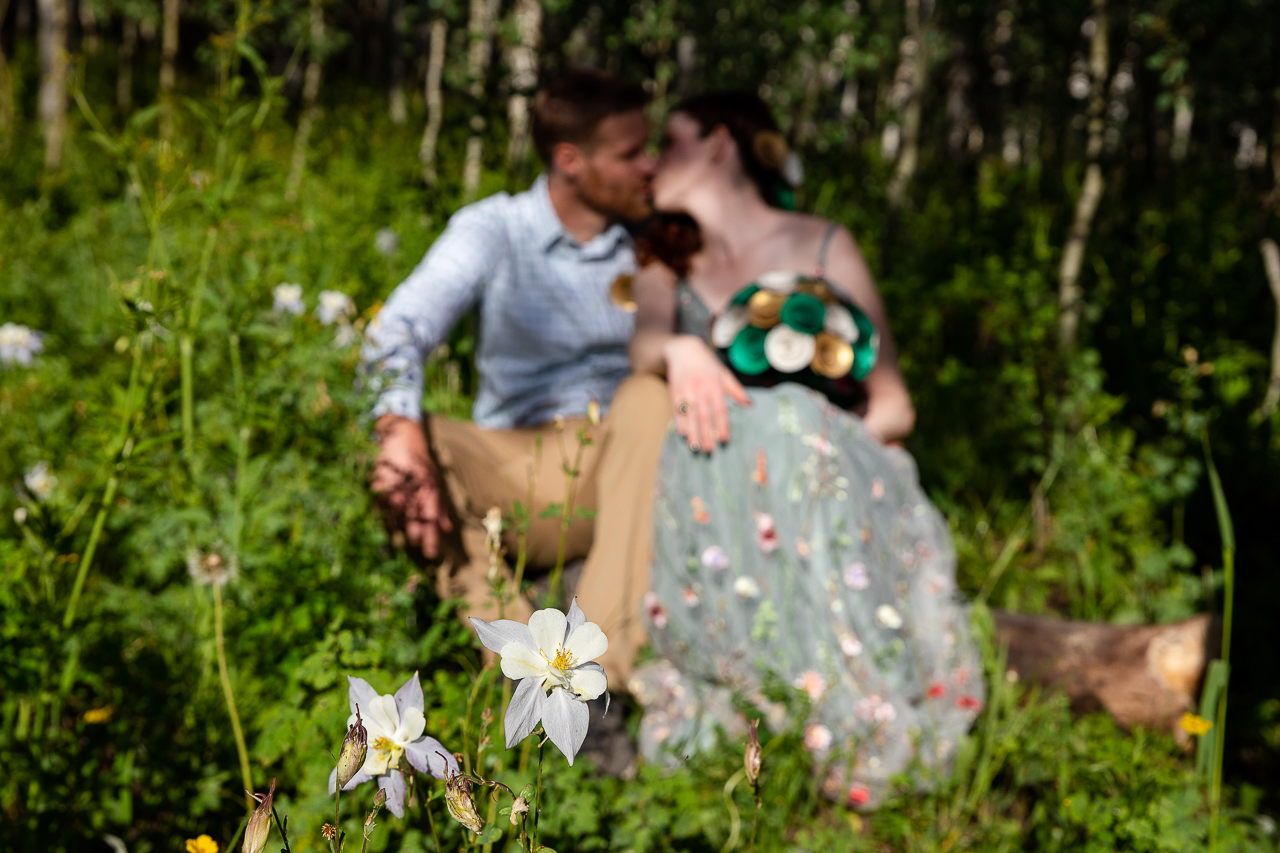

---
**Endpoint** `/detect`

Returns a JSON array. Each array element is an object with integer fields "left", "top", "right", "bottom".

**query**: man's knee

[{"left": 607, "top": 374, "right": 671, "bottom": 435}]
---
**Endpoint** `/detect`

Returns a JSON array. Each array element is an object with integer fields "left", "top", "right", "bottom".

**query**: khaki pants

[{"left": 426, "top": 374, "right": 671, "bottom": 690}]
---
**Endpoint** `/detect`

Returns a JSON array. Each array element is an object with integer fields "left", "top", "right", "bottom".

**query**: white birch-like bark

[
  {"left": 285, "top": 0, "right": 325, "bottom": 202},
  {"left": 1257, "top": 238, "right": 1280, "bottom": 418},
  {"left": 462, "top": 0, "right": 500, "bottom": 201},
  {"left": 1058, "top": 0, "right": 1109, "bottom": 352},
  {"left": 505, "top": 0, "right": 542, "bottom": 165},
  {"left": 117, "top": 16, "right": 136, "bottom": 111},
  {"left": 159, "top": 0, "right": 179, "bottom": 139},
  {"left": 886, "top": 0, "right": 926, "bottom": 214},
  {"left": 419, "top": 18, "right": 446, "bottom": 185},
  {"left": 37, "top": 0, "right": 68, "bottom": 171},
  {"left": 79, "top": 0, "right": 100, "bottom": 53},
  {"left": 388, "top": 0, "right": 407, "bottom": 125}
]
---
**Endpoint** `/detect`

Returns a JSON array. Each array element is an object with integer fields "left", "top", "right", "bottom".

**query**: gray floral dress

[{"left": 631, "top": 279, "right": 985, "bottom": 810}]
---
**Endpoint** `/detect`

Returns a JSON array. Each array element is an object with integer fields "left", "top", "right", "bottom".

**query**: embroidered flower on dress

[
  {"left": 752, "top": 449, "right": 769, "bottom": 485},
  {"left": 690, "top": 496, "right": 710, "bottom": 524},
  {"left": 870, "top": 479, "right": 885, "bottom": 500},
  {"left": 643, "top": 592, "right": 668, "bottom": 629},
  {"left": 23, "top": 461, "right": 56, "bottom": 501},
  {"left": 700, "top": 545, "right": 730, "bottom": 571},
  {"left": 681, "top": 586, "right": 701, "bottom": 607},
  {"left": 843, "top": 562, "right": 869, "bottom": 590},
  {"left": 796, "top": 671, "right": 827, "bottom": 700},
  {"left": 734, "top": 576, "right": 761, "bottom": 599},
  {"left": 795, "top": 538, "right": 811, "bottom": 559},
  {"left": 839, "top": 632, "right": 863, "bottom": 657},
  {"left": 927, "top": 682, "right": 946, "bottom": 699},
  {"left": 847, "top": 784, "right": 872, "bottom": 808},
  {"left": 754, "top": 513, "right": 779, "bottom": 553},
  {"left": 855, "top": 694, "right": 897, "bottom": 724},
  {"left": 956, "top": 694, "right": 983, "bottom": 712},
  {"left": 875, "top": 604, "right": 903, "bottom": 629}
]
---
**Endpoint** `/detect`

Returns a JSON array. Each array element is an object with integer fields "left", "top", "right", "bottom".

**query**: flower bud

[
  {"left": 336, "top": 707, "right": 368, "bottom": 790},
  {"left": 242, "top": 778, "right": 276, "bottom": 853},
  {"left": 743, "top": 719, "right": 762, "bottom": 790},
  {"left": 509, "top": 795, "right": 529, "bottom": 826},
  {"left": 365, "top": 788, "right": 387, "bottom": 827},
  {"left": 586, "top": 399, "right": 601, "bottom": 426},
  {"left": 445, "top": 771, "right": 484, "bottom": 834}
]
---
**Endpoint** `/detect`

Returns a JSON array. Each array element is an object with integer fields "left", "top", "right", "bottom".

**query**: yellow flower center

[{"left": 549, "top": 647, "right": 577, "bottom": 672}]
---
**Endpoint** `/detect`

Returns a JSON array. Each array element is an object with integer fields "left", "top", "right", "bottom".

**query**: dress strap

[{"left": 814, "top": 221, "right": 840, "bottom": 278}]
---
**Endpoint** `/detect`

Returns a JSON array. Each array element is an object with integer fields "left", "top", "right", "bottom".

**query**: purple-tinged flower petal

[
  {"left": 541, "top": 687, "right": 589, "bottom": 765},
  {"left": 394, "top": 671, "right": 424, "bottom": 720},
  {"left": 503, "top": 674, "right": 547, "bottom": 749},
  {"left": 328, "top": 766, "right": 372, "bottom": 795},
  {"left": 566, "top": 598, "right": 586, "bottom": 637},
  {"left": 403, "top": 735, "right": 458, "bottom": 780},
  {"left": 347, "top": 675, "right": 382, "bottom": 719},
  {"left": 379, "top": 769, "right": 409, "bottom": 819},
  {"left": 470, "top": 617, "right": 535, "bottom": 655}
]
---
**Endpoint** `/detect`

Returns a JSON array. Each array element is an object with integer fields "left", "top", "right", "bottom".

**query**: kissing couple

[{"left": 362, "top": 68, "right": 983, "bottom": 807}]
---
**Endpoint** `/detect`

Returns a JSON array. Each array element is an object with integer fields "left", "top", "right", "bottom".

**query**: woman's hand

[{"left": 664, "top": 335, "right": 751, "bottom": 452}]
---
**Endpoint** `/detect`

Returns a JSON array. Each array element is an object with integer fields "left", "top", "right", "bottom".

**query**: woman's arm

[
  {"left": 629, "top": 263, "right": 750, "bottom": 452},
  {"left": 820, "top": 225, "right": 917, "bottom": 443}
]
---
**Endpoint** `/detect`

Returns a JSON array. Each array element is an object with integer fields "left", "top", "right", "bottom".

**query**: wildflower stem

[
  {"left": 180, "top": 227, "right": 218, "bottom": 476},
  {"left": 213, "top": 582, "right": 254, "bottom": 811},
  {"left": 747, "top": 796, "right": 760, "bottom": 853},
  {"left": 271, "top": 802, "right": 294, "bottom": 853},
  {"left": 333, "top": 786, "right": 342, "bottom": 853},
  {"left": 1203, "top": 431, "right": 1236, "bottom": 853},
  {"left": 531, "top": 739, "right": 545, "bottom": 852},
  {"left": 424, "top": 787, "right": 443, "bottom": 852},
  {"left": 510, "top": 438, "right": 542, "bottom": 614},
  {"left": 547, "top": 426, "right": 589, "bottom": 605}
]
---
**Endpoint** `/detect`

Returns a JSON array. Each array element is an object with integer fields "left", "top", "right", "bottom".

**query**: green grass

[{"left": 1, "top": 65, "right": 1277, "bottom": 850}]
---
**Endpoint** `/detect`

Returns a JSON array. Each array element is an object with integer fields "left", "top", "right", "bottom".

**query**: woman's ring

[{"left": 677, "top": 401, "right": 691, "bottom": 415}]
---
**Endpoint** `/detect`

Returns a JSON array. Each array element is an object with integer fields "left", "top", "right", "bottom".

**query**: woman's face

[{"left": 652, "top": 112, "right": 716, "bottom": 213}]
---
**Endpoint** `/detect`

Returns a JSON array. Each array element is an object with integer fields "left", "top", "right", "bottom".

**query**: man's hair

[{"left": 531, "top": 69, "right": 650, "bottom": 167}]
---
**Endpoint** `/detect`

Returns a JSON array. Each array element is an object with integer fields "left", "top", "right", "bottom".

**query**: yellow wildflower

[
  {"left": 1179, "top": 712, "right": 1213, "bottom": 736},
  {"left": 83, "top": 706, "right": 114, "bottom": 724},
  {"left": 186, "top": 834, "right": 219, "bottom": 853}
]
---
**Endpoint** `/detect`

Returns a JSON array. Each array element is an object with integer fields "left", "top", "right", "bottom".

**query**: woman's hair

[{"left": 634, "top": 91, "right": 790, "bottom": 276}]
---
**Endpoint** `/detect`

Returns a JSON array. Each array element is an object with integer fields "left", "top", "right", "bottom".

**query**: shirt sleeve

[{"left": 360, "top": 202, "right": 505, "bottom": 422}]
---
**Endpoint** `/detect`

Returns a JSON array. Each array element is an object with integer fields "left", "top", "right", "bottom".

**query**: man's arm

[{"left": 361, "top": 204, "right": 503, "bottom": 557}]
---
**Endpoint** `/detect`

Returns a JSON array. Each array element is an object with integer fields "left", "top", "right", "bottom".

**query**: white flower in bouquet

[
  {"left": 470, "top": 599, "right": 608, "bottom": 765},
  {"left": 711, "top": 306, "right": 750, "bottom": 348},
  {"left": 756, "top": 270, "right": 800, "bottom": 294},
  {"left": 375, "top": 227, "right": 401, "bottom": 256},
  {"left": 23, "top": 461, "right": 56, "bottom": 501},
  {"left": 316, "top": 290, "right": 356, "bottom": 325},
  {"left": 763, "top": 324, "right": 816, "bottom": 373},
  {"left": 823, "top": 303, "right": 859, "bottom": 343},
  {"left": 272, "top": 283, "right": 306, "bottom": 315},
  {"left": 0, "top": 323, "right": 44, "bottom": 366},
  {"left": 329, "top": 673, "right": 457, "bottom": 818}
]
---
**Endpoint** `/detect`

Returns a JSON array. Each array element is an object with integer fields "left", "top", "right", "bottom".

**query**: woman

[{"left": 627, "top": 93, "right": 984, "bottom": 808}]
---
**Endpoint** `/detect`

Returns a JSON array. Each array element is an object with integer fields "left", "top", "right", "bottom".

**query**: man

[{"left": 362, "top": 69, "right": 668, "bottom": 688}]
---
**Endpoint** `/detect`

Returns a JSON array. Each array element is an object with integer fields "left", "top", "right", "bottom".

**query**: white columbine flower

[
  {"left": 764, "top": 325, "right": 816, "bottom": 373},
  {"left": 316, "top": 290, "right": 356, "bottom": 325},
  {"left": 23, "top": 461, "right": 56, "bottom": 501},
  {"left": 329, "top": 673, "right": 457, "bottom": 818},
  {"left": 375, "top": 227, "right": 401, "bottom": 256},
  {"left": 272, "top": 283, "right": 305, "bottom": 315},
  {"left": 0, "top": 323, "right": 45, "bottom": 366},
  {"left": 470, "top": 599, "right": 608, "bottom": 765}
]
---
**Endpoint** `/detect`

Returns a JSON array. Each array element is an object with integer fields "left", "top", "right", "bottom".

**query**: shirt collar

[{"left": 528, "top": 174, "right": 633, "bottom": 258}]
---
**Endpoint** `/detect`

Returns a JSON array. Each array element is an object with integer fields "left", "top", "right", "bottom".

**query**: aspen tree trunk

[
  {"left": 462, "top": 0, "right": 499, "bottom": 201},
  {"left": 285, "top": 0, "right": 324, "bottom": 203},
  {"left": 1258, "top": 239, "right": 1280, "bottom": 418},
  {"left": 419, "top": 18, "right": 446, "bottom": 185},
  {"left": 37, "top": 0, "right": 68, "bottom": 171},
  {"left": 159, "top": 0, "right": 179, "bottom": 139},
  {"left": 885, "top": 0, "right": 926, "bottom": 215},
  {"left": 388, "top": 0, "right": 407, "bottom": 125},
  {"left": 1058, "top": 0, "right": 1109, "bottom": 352},
  {"left": 117, "top": 17, "right": 135, "bottom": 112},
  {"left": 0, "top": 0, "right": 14, "bottom": 155},
  {"left": 79, "top": 0, "right": 99, "bottom": 53},
  {"left": 505, "top": 0, "right": 541, "bottom": 165}
]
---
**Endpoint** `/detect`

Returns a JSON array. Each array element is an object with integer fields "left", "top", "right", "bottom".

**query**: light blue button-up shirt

[{"left": 361, "top": 176, "right": 637, "bottom": 429}]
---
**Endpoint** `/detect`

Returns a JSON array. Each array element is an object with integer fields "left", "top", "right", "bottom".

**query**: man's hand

[{"left": 372, "top": 415, "right": 453, "bottom": 558}]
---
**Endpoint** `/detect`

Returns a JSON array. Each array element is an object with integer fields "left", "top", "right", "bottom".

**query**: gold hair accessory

[
  {"left": 752, "top": 131, "right": 789, "bottom": 172},
  {"left": 811, "top": 331, "right": 855, "bottom": 378},
  {"left": 609, "top": 274, "right": 637, "bottom": 312},
  {"left": 747, "top": 289, "right": 786, "bottom": 328}
]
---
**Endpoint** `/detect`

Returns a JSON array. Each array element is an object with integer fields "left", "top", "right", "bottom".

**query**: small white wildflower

[
  {"left": 0, "top": 323, "right": 45, "bottom": 366},
  {"left": 333, "top": 323, "right": 361, "bottom": 348},
  {"left": 375, "top": 228, "right": 401, "bottom": 256},
  {"left": 14, "top": 507, "right": 28, "bottom": 524},
  {"left": 23, "top": 461, "right": 56, "bottom": 501},
  {"left": 316, "top": 291, "right": 356, "bottom": 325},
  {"left": 186, "top": 543, "right": 239, "bottom": 587},
  {"left": 734, "top": 576, "right": 761, "bottom": 599},
  {"left": 272, "top": 283, "right": 305, "bottom": 315}
]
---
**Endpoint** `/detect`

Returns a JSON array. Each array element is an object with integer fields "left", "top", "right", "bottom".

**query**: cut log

[{"left": 993, "top": 609, "right": 1214, "bottom": 735}]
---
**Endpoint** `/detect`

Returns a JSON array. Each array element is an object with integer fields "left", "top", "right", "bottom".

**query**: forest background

[{"left": 2, "top": 0, "right": 1280, "bottom": 850}]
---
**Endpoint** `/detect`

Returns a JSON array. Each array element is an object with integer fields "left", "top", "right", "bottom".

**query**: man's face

[{"left": 574, "top": 110, "right": 656, "bottom": 224}]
